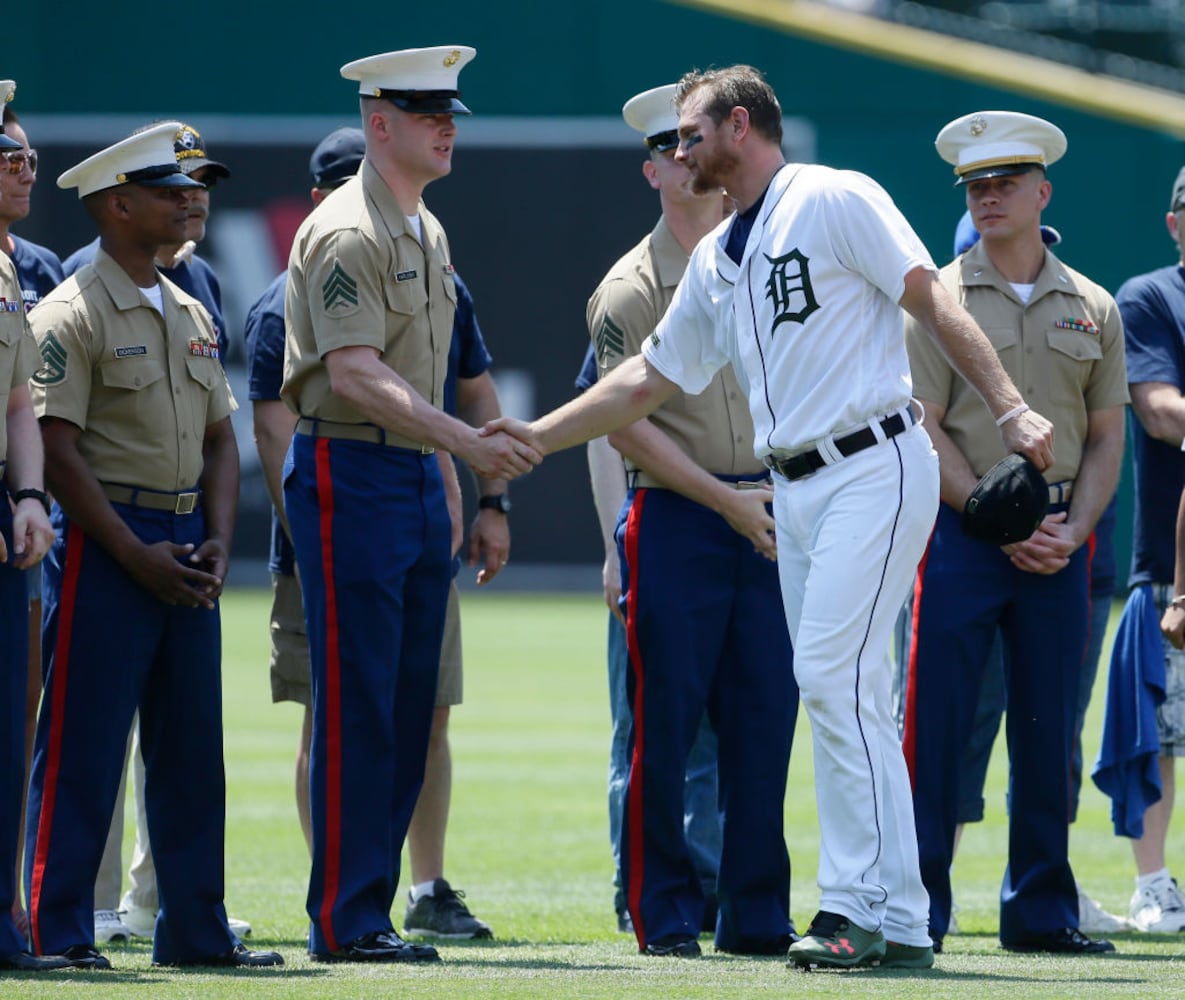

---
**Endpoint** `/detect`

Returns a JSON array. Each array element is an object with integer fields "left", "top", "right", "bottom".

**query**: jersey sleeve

[
  {"left": 825, "top": 171, "right": 937, "bottom": 305},
  {"left": 641, "top": 257, "right": 728, "bottom": 396}
]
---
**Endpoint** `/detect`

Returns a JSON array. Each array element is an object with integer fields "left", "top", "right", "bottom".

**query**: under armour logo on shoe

[{"left": 826, "top": 937, "right": 855, "bottom": 955}]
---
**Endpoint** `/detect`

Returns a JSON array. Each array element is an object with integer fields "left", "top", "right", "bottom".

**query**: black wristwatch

[
  {"left": 12, "top": 488, "right": 50, "bottom": 515},
  {"left": 478, "top": 494, "right": 511, "bottom": 515}
]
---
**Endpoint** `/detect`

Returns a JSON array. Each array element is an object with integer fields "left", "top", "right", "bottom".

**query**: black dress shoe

[
  {"left": 311, "top": 930, "right": 440, "bottom": 963},
  {"left": 59, "top": 945, "right": 112, "bottom": 969},
  {"left": 0, "top": 952, "right": 73, "bottom": 971},
  {"left": 156, "top": 943, "right": 285, "bottom": 968},
  {"left": 1001, "top": 927, "right": 1115, "bottom": 954},
  {"left": 643, "top": 936, "right": 701, "bottom": 958}
]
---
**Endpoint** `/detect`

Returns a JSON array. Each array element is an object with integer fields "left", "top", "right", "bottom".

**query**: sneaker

[
  {"left": 616, "top": 910, "right": 634, "bottom": 934},
  {"left": 1130, "top": 874, "right": 1185, "bottom": 933},
  {"left": 787, "top": 910, "right": 886, "bottom": 969},
  {"left": 1078, "top": 887, "right": 1132, "bottom": 934},
  {"left": 403, "top": 878, "right": 493, "bottom": 939},
  {"left": 119, "top": 901, "right": 155, "bottom": 939},
  {"left": 94, "top": 910, "right": 131, "bottom": 945},
  {"left": 120, "top": 900, "right": 252, "bottom": 939}
]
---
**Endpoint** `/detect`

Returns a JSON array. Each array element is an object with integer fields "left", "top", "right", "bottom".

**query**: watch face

[{"left": 481, "top": 494, "right": 511, "bottom": 514}]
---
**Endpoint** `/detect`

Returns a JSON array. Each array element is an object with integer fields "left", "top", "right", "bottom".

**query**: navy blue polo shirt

[
  {"left": 1117, "top": 264, "right": 1185, "bottom": 587},
  {"left": 10, "top": 235, "right": 64, "bottom": 310},
  {"left": 64, "top": 236, "right": 229, "bottom": 362},
  {"left": 575, "top": 341, "right": 597, "bottom": 393}
]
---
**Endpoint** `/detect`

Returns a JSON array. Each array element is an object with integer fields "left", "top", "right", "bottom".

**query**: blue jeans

[{"left": 606, "top": 614, "right": 720, "bottom": 917}]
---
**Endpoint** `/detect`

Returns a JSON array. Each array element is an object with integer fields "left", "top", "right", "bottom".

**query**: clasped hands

[{"left": 474, "top": 417, "right": 545, "bottom": 480}]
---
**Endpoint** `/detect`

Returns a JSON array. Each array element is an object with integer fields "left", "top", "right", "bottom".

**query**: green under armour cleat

[
  {"left": 787, "top": 910, "right": 886, "bottom": 969},
  {"left": 880, "top": 940, "right": 936, "bottom": 969}
]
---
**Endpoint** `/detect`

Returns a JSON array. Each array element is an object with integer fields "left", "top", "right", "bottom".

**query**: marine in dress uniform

[
  {"left": 903, "top": 111, "right": 1128, "bottom": 954},
  {"left": 0, "top": 119, "right": 63, "bottom": 973},
  {"left": 22, "top": 124, "right": 280, "bottom": 970},
  {"left": 281, "top": 47, "right": 532, "bottom": 964},
  {"left": 590, "top": 84, "right": 797, "bottom": 957}
]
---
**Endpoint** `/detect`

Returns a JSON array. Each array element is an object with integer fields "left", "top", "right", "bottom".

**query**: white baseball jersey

[{"left": 643, "top": 163, "right": 936, "bottom": 457}]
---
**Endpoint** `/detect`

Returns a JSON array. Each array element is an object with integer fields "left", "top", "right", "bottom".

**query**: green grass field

[{"left": 5, "top": 588, "right": 1185, "bottom": 998}]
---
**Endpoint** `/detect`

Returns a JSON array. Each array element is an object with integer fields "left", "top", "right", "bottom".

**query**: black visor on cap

[
  {"left": 381, "top": 90, "right": 471, "bottom": 115},
  {"left": 121, "top": 163, "right": 205, "bottom": 189},
  {"left": 955, "top": 162, "right": 1042, "bottom": 187},
  {"left": 645, "top": 129, "right": 679, "bottom": 153},
  {"left": 961, "top": 452, "right": 1048, "bottom": 546}
]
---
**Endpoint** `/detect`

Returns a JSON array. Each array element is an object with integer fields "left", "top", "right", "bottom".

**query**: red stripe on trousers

[
  {"left": 315, "top": 439, "right": 343, "bottom": 953},
  {"left": 901, "top": 534, "right": 933, "bottom": 790},
  {"left": 623, "top": 489, "right": 648, "bottom": 949},
  {"left": 28, "top": 524, "right": 84, "bottom": 956}
]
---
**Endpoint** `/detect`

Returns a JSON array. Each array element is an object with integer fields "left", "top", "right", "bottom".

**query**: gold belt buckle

[{"left": 174, "top": 492, "right": 198, "bottom": 515}]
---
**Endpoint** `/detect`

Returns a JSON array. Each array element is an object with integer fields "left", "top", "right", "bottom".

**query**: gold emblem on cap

[
  {"left": 969, "top": 115, "right": 988, "bottom": 137},
  {"left": 3, "top": 86, "right": 13, "bottom": 104},
  {"left": 373, "top": 87, "right": 382, "bottom": 97},
  {"left": 443, "top": 49, "right": 461, "bottom": 68},
  {"left": 116, "top": 173, "right": 127, "bottom": 183}
]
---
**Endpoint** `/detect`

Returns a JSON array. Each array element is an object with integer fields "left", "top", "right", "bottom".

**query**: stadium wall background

[{"left": 12, "top": 1, "right": 1180, "bottom": 580}]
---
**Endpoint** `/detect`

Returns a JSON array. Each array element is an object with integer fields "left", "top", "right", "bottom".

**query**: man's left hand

[{"left": 469, "top": 508, "right": 510, "bottom": 586}]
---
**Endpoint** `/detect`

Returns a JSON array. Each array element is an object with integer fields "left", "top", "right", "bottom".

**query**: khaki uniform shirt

[
  {"left": 29, "top": 248, "right": 235, "bottom": 492},
  {"left": 0, "top": 254, "right": 39, "bottom": 465},
  {"left": 588, "top": 216, "right": 760, "bottom": 480},
  {"left": 907, "top": 240, "right": 1129, "bottom": 484},
  {"left": 282, "top": 159, "right": 455, "bottom": 445}
]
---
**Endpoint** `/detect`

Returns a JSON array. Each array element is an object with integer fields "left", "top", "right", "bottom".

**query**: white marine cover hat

[
  {"left": 58, "top": 121, "right": 205, "bottom": 198},
  {"left": 936, "top": 110, "right": 1066, "bottom": 185},
  {"left": 622, "top": 84, "right": 680, "bottom": 152},
  {"left": 340, "top": 46, "right": 476, "bottom": 115}
]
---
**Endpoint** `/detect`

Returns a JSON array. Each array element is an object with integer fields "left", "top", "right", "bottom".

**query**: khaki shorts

[
  {"left": 437, "top": 581, "right": 463, "bottom": 707},
  {"left": 270, "top": 572, "right": 312, "bottom": 708},
  {"left": 1154, "top": 585, "right": 1185, "bottom": 757},
  {"left": 269, "top": 573, "right": 462, "bottom": 709}
]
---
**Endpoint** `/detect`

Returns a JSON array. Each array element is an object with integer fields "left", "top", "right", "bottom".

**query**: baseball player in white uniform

[{"left": 487, "top": 65, "right": 1054, "bottom": 970}]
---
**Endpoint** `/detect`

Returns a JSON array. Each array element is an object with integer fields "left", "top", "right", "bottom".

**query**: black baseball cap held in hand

[{"left": 961, "top": 453, "right": 1048, "bottom": 546}]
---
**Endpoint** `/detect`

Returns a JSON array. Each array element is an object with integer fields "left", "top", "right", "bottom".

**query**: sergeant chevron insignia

[
  {"left": 32, "top": 329, "right": 67, "bottom": 385},
  {"left": 596, "top": 315, "right": 625, "bottom": 360},
  {"left": 322, "top": 262, "right": 359, "bottom": 312}
]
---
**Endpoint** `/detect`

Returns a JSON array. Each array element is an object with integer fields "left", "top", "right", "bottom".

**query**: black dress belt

[{"left": 766, "top": 410, "right": 915, "bottom": 482}]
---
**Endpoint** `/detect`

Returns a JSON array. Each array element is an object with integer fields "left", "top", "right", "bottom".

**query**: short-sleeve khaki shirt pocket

[
  {"left": 983, "top": 326, "right": 1021, "bottom": 356},
  {"left": 1046, "top": 327, "right": 1103, "bottom": 404},
  {"left": 100, "top": 354, "right": 166, "bottom": 425},
  {"left": 385, "top": 270, "right": 429, "bottom": 316}
]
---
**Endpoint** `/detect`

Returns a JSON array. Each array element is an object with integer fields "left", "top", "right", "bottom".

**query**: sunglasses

[{"left": 1, "top": 149, "right": 37, "bottom": 176}]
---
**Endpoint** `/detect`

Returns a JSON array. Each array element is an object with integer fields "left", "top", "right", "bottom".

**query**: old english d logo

[
  {"left": 322, "top": 262, "right": 359, "bottom": 313},
  {"left": 764, "top": 249, "right": 819, "bottom": 331}
]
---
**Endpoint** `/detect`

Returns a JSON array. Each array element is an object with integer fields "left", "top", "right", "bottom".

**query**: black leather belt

[{"left": 766, "top": 410, "right": 915, "bottom": 482}]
